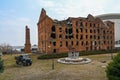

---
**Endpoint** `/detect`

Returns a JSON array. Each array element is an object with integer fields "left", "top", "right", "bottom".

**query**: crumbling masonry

[{"left": 37, "top": 8, "right": 115, "bottom": 54}]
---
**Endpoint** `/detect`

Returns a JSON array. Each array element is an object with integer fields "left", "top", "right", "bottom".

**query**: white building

[{"left": 12, "top": 45, "right": 38, "bottom": 53}]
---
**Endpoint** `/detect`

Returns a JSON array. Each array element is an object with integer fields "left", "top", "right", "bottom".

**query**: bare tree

[{"left": 0, "top": 43, "right": 13, "bottom": 54}]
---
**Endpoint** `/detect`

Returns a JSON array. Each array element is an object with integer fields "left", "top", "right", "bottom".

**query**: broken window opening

[
  {"left": 90, "top": 29, "right": 92, "bottom": 33},
  {"left": 76, "top": 29, "right": 79, "bottom": 33},
  {"left": 90, "top": 35, "right": 92, "bottom": 39},
  {"left": 69, "top": 35, "right": 73, "bottom": 39},
  {"left": 86, "top": 41, "right": 88, "bottom": 45},
  {"left": 76, "top": 34, "right": 78, "bottom": 39},
  {"left": 80, "top": 35, "right": 83, "bottom": 40},
  {"left": 59, "top": 28, "right": 62, "bottom": 32},
  {"left": 81, "top": 41, "right": 84, "bottom": 46},
  {"left": 51, "top": 25, "right": 56, "bottom": 32},
  {"left": 80, "top": 22, "right": 83, "bottom": 28},
  {"left": 94, "top": 30, "right": 96, "bottom": 33},
  {"left": 94, "top": 35, "right": 96, "bottom": 39},
  {"left": 95, "top": 41, "right": 97, "bottom": 45},
  {"left": 53, "top": 49, "right": 56, "bottom": 53},
  {"left": 59, "top": 34, "right": 62, "bottom": 38},
  {"left": 65, "top": 28, "right": 68, "bottom": 34},
  {"left": 51, "top": 33, "right": 56, "bottom": 39},
  {"left": 104, "top": 41, "right": 106, "bottom": 44},
  {"left": 97, "top": 29, "right": 100, "bottom": 33},
  {"left": 76, "top": 41, "right": 79, "bottom": 46},
  {"left": 98, "top": 36, "right": 100, "bottom": 39},
  {"left": 86, "top": 35, "right": 88, "bottom": 39},
  {"left": 66, "top": 41, "right": 68, "bottom": 47},
  {"left": 71, "top": 41, "right": 73, "bottom": 46},
  {"left": 53, "top": 42, "right": 56, "bottom": 46},
  {"left": 86, "top": 29, "right": 88, "bottom": 33},
  {"left": 80, "top": 22, "right": 83, "bottom": 26},
  {"left": 60, "top": 41, "right": 62, "bottom": 47},
  {"left": 80, "top": 28, "right": 83, "bottom": 32},
  {"left": 90, "top": 23, "right": 92, "bottom": 27},
  {"left": 94, "top": 24, "right": 95, "bottom": 27},
  {"left": 103, "top": 30, "right": 105, "bottom": 34},
  {"left": 69, "top": 28, "right": 73, "bottom": 34},
  {"left": 67, "top": 21, "right": 72, "bottom": 26},
  {"left": 66, "top": 35, "right": 68, "bottom": 39}
]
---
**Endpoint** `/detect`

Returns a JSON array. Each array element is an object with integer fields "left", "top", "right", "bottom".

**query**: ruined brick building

[{"left": 37, "top": 8, "right": 115, "bottom": 54}]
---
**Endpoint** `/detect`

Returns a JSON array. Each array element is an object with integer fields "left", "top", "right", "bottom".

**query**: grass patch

[{"left": 0, "top": 53, "right": 117, "bottom": 80}]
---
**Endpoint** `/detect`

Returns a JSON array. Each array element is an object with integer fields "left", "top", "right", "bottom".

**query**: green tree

[
  {"left": 0, "top": 56, "right": 4, "bottom": 73},
  {"left": 106, "top": 53, "right": 120, "bottom": 80}
]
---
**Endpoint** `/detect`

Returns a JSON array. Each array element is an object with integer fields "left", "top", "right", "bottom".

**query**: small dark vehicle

[{"left": 15, "top": 54, "right": 32, "bottom": 66}]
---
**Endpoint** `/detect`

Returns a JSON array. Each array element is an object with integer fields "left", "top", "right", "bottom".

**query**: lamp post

[
  {"left": 48, "top": 45, "right": 54, "bottom": 70},
  {"left": 52, "top": 53, "right": 54, "bottom": 70}
]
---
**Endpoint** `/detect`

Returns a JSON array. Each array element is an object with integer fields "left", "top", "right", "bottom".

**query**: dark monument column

[{"left": 25, "top": 25, "right": 31, "bottom": 53}]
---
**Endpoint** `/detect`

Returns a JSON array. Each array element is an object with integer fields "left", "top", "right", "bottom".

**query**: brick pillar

[{"left": 25, "top": 25, "right": 31, "bottom": 53}]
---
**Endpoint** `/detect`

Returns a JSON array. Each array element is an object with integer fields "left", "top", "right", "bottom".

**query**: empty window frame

[
  {"left": 53, "top": 42, "right": 56, "bottom": 46},
  {"left": 51, "top": 25, "right": 56, "bottom": 32},
  {"left": 90, "top": 23, "right": 92, "bottom": 27},
  {"left": 66, "top": 41, "right": 68, "bottom": 47},
  {"left": 59, "top": 34, "right": 62, "bottom": 38},
  {"left": 51, "top": 33, "right": 56, "bottom": 39},
  {"left": 90, "top": 35, "right": 92, "bottom": 39},
  {"left": 76, "top": 41, "right": 79, "bottom": 46},
  {"left": 60, "top": 41, "right": 62, "bottom": 47},
  {"left": 86, "top": 41, "right": 88, "bottom": 45},
  {"left": 71, "top": 41, "right": 73, "bottom": 46},
  {"left": 59, "top": 28, "right": 62, "bottom": 32},
  {"left": 76, "top": 29, "right": 79, "bottom": 33},
  {"left": 80, "top": 22, "right": 83, "bottom": 27},
  {"left": 80, "top": 28, "right": 83, "bottom": 32},
  {"left": 90, "top": 29, "right": 92, "bottom": 33},
  {"left": 76, "top": 34, "right": 78, "bottom": 39},
  {"left": 81, "top": 41, "right": 84, "bottom": 46},
  {"left": 80, "top": 35, "right": 83, "bottom": 40},
  {"left": 86, "top": 29, "right": 88, "bottom": 33},
  {"left": 86, "top": 35, "right": 88, "bottom": 39}
]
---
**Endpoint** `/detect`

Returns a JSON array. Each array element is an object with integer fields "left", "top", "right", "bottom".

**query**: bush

[
  {"left": 38, "top": 53, "right": 68, "bottom": 59},
  {"left": 0, "top": 57, "right": 4, "bottom": 73},
  {"left": 38, "top": 49, "right": 120, "bottom": 59},
  {"left": 106, "top": 52, "right": 120, "bottom": 80}
]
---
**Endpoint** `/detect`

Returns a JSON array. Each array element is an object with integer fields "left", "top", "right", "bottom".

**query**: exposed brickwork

[
  {"left": 37, "top": 8, "right": 115, "bottom": 54},
  {"left": 25, "top": 26, "right": 31, "bottom": 53}
]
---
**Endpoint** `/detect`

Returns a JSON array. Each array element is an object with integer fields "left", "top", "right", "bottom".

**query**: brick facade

[
  {"left": 25, "top": 26, "right": 31, "bottom": 53},
  {"left": 37, "top": 8, "right": 115, "bottom": 54}
]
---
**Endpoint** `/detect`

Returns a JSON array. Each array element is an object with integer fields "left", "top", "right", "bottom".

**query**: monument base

[
  {"left": 57, "top": 52, "right": 91, "bottom": 64},
  {"left": 57, "top": 57, "right": 91, "bottom": 64}
]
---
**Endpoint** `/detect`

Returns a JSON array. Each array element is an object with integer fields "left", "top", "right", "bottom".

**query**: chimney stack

[{"left": 25, "top": 25, "right": 31, "bottom": 53}]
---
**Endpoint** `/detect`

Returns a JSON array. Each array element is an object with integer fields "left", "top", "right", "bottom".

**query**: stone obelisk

[{"left": 25, "top": 25, "right": 31, "bottom": 53}]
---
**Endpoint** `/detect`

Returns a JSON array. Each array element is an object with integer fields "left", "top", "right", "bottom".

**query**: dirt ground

[{"left": 0, "top": 53, "right": 116, "bottom": 80}]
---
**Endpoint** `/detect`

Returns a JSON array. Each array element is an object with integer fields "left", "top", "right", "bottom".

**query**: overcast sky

[{"left": 0, "top": 0, "right": 120, "bottom": 46}]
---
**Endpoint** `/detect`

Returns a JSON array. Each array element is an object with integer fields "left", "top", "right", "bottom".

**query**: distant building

[
  {"left": 12, "top": 45, "right": 38, "bottom": 53},
  {"left": 37, "top": 8, "right": 115, "bottom": 54},
  {"left": 115, "top": 40, "right": 120, "bottom": 49},
  {"left": 96, "top": 13, "right": 120, "bottom": 48}
]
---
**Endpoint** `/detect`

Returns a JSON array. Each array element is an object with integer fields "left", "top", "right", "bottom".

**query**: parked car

[{"left": 15, "top": 54, "right": 32, "bottom": 66}]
